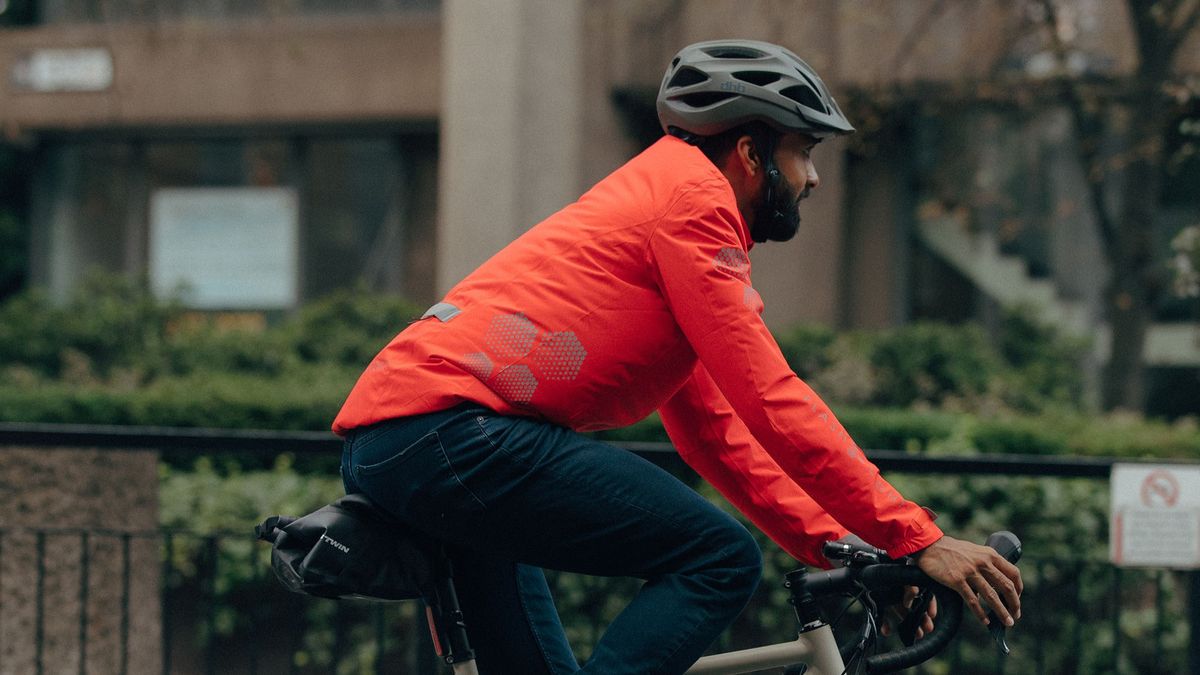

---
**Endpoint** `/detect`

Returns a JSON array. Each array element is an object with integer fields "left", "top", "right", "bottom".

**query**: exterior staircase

[{"left": 916, "top": 215, "right": 1200, "bottom": 366}]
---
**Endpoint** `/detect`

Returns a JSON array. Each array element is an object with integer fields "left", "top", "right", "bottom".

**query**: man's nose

[{"left": 806, "top": 158, "right": 820, "bottom": 190}]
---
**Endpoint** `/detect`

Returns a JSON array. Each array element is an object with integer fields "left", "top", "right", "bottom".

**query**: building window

[
  {"left": 33, "top": 132, "right": 438, "bottom": 309},
  {"left": 149, "top": 186, "right": 299, "bottom": 309}
]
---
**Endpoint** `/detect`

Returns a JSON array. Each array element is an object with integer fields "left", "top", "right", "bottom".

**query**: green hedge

[
  {"left": 0, "top": 365, "right": 357, "bottom": 430},
  {"left": 0, "top": 272, "right": 423, "bottom": 382},
  {"left": 1, "top": 273, "right": 1197, "bottom": 459},
  {"left": 838, "top": 407, "right": 1200, "bottom": 460}
]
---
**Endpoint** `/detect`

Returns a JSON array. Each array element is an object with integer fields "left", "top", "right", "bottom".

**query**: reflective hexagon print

[
  {"left": 461, "top": 352, "right": 495, "bottom": 380},
  {"left": 713, "top": 247, "right": 751, "bottom": 282},
  {"left": 742, "top": 286, "right": 763, "bottom": 313},
  {"left": 532, "top": 331, "right": 587, "bottom": 380},
  {"left": 485, "top": 313, "right": 539, "bottom": 358},
  {"left": 492, "top": 365, "right": 538, "bottom": 403},
  {"left": 465, "top": 314, "right": 589, "bottom": 405}
]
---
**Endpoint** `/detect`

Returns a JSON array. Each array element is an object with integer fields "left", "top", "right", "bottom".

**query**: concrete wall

[
  {"left": 0, "top": 14, "right": 441, "bottom": 135},
  {"left": 0, "top": 448, "right": 160, "bottom": 674}
]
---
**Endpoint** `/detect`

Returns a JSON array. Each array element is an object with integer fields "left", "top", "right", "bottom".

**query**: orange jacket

[{"left": 333, "top": 135, "right": 942, "bottom": 566}]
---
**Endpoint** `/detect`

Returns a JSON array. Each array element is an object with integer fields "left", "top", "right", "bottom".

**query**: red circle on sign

[{"left": 1140, "top": 470, "right": 1180, "bottom": 507}]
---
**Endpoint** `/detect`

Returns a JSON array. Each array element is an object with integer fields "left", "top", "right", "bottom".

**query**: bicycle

[{"left": 256, "top": 494, "right": 1021, "bottom": 675}]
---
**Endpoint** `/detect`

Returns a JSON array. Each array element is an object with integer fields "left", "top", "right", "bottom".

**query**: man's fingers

[
  {"left": 981, "top": 564, "right": 1022, "bottom": 620},
  {"left": 956, "top": 579, "right": 988, "bottom": 625},
  {"left": 998, "top": 556, "right": 1025, "bottom": 596},
  {"left": 920, "top": 612, "right": 934, "bottom": 637},
  {"left": 969, "top": 574, "right": 1014, "bottom": 627}
]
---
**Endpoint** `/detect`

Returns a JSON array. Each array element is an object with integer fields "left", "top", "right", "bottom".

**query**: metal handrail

[{"left": 2, "top": 421, "right": 1197, "bottom": 478}]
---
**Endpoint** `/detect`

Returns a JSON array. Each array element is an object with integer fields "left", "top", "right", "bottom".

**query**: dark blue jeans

[{"left": 340, "top": 404, "right": 762, "bottom": 675}]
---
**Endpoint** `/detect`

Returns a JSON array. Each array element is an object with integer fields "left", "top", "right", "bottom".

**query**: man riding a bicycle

[{"left": 332, "top": 39, "right": 1022, "bottom": 675}]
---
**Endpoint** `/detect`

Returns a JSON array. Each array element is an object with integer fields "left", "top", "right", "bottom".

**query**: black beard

[{"left": 750, "top": 170, "right": 803, "bottom": 243}]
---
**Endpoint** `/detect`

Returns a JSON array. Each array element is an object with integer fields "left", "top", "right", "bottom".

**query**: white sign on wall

[
  {"left": 1110, "top": 464, "right": 1200, "bottom": 569},
  {"left": 10, "top": 48, "right": 114, "bottom": 92},
  {"left": 150, "top": 187, "right": 299, "bottom": 310}
]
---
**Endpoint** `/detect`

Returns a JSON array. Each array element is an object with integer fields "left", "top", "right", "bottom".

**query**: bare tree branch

[
  {"left": 985, "top": 1, "right": 1048, "bottom": 80},
  {"left": 1174, "top": 0, "right": 1200, "bottom": 46},
  {"left": 891, "top": 0, "right": 950, "bottom": 75},
  {"left": 1039, "top": 0, "right": 1119, "bottom": 258},
  {"left": 1129, "top": 0, "right": 1200, "bottom": 72}
]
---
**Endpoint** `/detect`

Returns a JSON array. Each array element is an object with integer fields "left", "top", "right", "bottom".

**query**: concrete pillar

[
  {"left": 0, "top": 448, "right": 160, "bottom": 674},
  {"left": 437, "top": 0, "right": 584, "bottom": 294}
]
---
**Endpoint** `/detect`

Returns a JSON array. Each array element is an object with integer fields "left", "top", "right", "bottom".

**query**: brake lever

[
  {"left": 982, "top": 531, "right": 1022, "bottom": 658},
  {"left": 987, "top": 614, "right": 1011, "bottom": 655},
  {"left": 897, "top": 586, "right": 934, "bottom": 647}
]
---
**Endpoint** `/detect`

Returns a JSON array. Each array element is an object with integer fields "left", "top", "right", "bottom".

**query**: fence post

[
  {"left": 1191, "top": 571, "right": 1200, "bottom": 675},
  {"left": 1111, "top": 567, "right": 1122, "bottom": 674}
]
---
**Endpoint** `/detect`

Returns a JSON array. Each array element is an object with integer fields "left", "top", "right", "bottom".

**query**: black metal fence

[
  {"left": 2, "top": 526, "right": 1195, "bottom": 674},
  {"left": 2, "top": 424, "right": 1198, "bottom": 674}
]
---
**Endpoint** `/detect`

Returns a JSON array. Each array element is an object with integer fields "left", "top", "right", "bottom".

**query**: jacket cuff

[{"left": 884, "top": 519, "right": 945, "bottom": 559}]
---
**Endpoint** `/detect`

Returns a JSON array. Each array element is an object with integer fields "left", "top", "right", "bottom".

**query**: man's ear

[{"left": 735, "top": 134, "right": 760, "bottom": 177}]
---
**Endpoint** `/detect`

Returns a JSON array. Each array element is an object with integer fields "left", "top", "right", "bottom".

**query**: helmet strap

[
  {"left": 667, "top": 126, "right": 704, "bottom": 146},
  {"left": 750, "top": 131, "right": 795, "bottom": 243}
]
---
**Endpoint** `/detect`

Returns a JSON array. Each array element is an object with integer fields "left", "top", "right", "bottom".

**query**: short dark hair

[{"left": 694, "top": 121, "right": 777, "bottom": 166}]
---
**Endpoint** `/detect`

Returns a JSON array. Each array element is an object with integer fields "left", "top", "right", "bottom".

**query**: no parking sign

[{"left": 1111, "top": 464, "right": 1200, "bottom": 568}]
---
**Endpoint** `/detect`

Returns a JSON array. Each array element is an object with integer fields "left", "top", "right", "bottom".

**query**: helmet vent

[
  {"left": 701, "top": 46, "right": 765, "bottom": 59},
  {"left": 732, "top": 71, "right": 781, "bottom": 86},
  {"left": 677, "top": 91, "right": 738, "bottom": 108},
  {"left": 667, "top": 66, "right": 710, "bottom": 89},
  {"left": 780, "top": 84, "right": 828, "bottom": 113}
]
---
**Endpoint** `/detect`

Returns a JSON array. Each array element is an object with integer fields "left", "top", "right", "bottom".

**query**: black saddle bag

[{"left": 255, "top": 493, "right": 439, "bottom": 601}]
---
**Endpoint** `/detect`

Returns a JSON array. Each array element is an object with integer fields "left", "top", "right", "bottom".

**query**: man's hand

[{"left": 914, "top": 535, "right": 1023, "bottom": 628}]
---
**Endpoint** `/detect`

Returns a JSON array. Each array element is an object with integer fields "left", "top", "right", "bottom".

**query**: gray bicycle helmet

[{"left": 657, "top": 39, "right": 855, "bottom": 139}]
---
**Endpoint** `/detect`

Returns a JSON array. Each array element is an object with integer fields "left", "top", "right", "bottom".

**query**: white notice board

[
  {"left": 150, "top": 187, "right": 299, "bottom": 310},
  {"left": 1110, "top": 464, "right": 1200, "bottom": 569},
  {"left": 10, "top": 48, "right": 114, "bottom": 92}
]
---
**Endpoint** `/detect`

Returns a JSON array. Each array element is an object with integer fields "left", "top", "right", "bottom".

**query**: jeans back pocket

[{"left": 353, "top": 430, "right": 486, "bottom": 520}]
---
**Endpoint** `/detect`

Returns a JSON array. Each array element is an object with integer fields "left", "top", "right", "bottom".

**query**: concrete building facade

[{"left": 1, "top": 0, "right": 1197, "bottom": 341}]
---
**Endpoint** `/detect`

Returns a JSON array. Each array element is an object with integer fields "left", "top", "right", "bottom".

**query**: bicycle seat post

[
  {"left": 425, "top": 552, "right": 478, "bottom": 673},
  {"left": 784, "top": 569, "right": 825, "bottom": 633}
]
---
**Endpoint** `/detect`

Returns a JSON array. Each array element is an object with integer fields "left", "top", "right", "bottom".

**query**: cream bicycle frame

[
  {"left": 686, "top": 623, "right": 844, "bottom": 675},
  {"left": 447, "top": 622, "right": 845, "bottom": 675}
]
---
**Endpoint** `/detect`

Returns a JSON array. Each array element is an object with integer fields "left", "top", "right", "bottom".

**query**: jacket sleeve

[
  {"left": 660, "top": 363, "right": 850, "bottom": 567},
  {"left": 647, "top": 182, "right": 942, "bottom": 558}
]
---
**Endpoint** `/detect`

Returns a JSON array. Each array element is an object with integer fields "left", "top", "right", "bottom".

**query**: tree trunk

[
  {"left": 1100, "top": 96, "right": 1168, "bottom": 410},
  {"left": 1094, "top": 0, "right": 1192, "bottom": 411},
  {"left": 1037, "top": 0, "right": 1199, "bottom": 411},
  {"left": 1102, "top": 263, "right": 1154, "bottom": 410}
]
